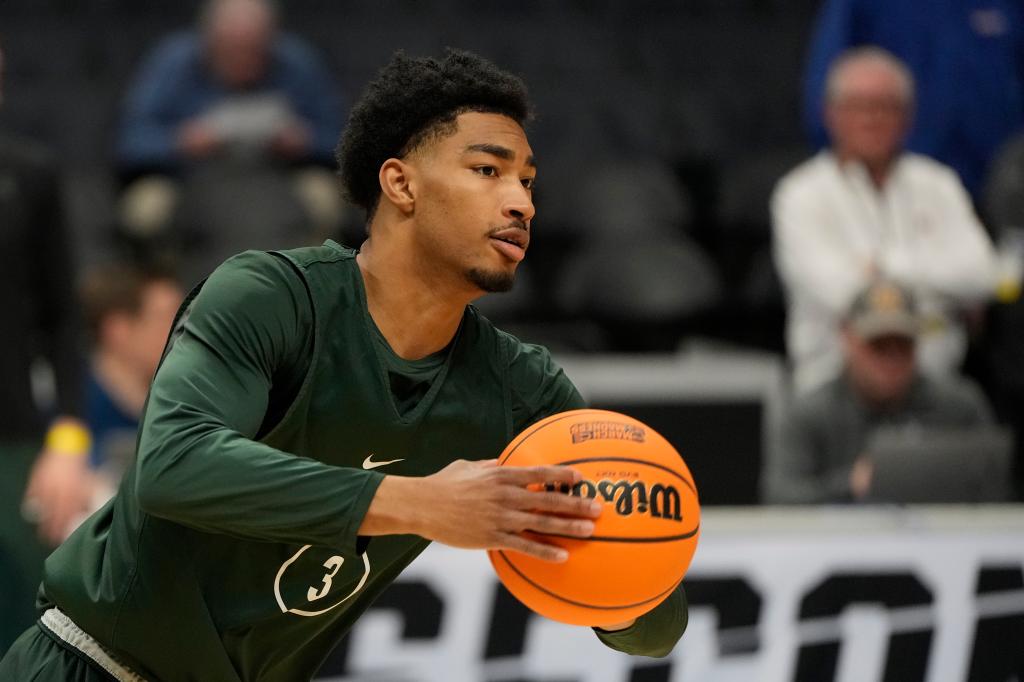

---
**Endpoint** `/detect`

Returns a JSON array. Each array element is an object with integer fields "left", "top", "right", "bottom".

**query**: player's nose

[{"left": 504, "top": 185, "right": 535, "bottom": 225}]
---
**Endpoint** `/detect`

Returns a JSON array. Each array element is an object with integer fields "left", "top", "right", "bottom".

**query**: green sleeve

[
  {"left": 134, "top": 250, "right": 382, "bottom": 554},
  {"left": 593, "top": 584, "right": 688, "bottom": 657},
  {"left": 507, "top": 340, "right": 586, "bottom": 434}
]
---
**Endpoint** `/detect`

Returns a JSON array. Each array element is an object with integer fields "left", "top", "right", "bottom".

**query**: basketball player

[{"left": 0, "top": 49, "right": 687, "bottom": 680}]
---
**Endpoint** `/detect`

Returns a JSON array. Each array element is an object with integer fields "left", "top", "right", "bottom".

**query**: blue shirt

[
  {"left": 85, "top": 370, "right": 139, "bottom": 469},
  {"left": 116, "top": 32, "right": 344, "bottom": 174},
  {"left": 803, "top": 0, "right": 1024, "bottom": 195}
]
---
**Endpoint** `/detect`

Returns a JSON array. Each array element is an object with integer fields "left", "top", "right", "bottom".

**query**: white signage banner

[{"left": 321, "top": 506, "right": 1024, "bottom": 682}]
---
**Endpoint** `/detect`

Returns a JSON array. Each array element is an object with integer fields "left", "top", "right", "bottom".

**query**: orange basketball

[{"left": 487, "top": 408, "right": 700, "bottom": 627}]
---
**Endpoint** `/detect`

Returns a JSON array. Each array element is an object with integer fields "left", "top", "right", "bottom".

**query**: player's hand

[
  {"left": 362, "top": 459, "right": 602, "bottom": 563},
  {"left": 22, "top": 449, "right": 94, "bottom": 546},
  {"left": 418, "top": 459, "right": 603, "bottom": 562}
]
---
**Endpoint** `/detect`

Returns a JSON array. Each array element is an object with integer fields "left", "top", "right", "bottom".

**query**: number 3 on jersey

[{"left": 307, "top": 555, "right": 344, "bottom": 602}]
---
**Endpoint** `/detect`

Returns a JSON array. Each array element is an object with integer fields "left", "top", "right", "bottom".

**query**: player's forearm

[
  {"left": 356, "top": 472, "right": 477, "bottom": 539},
  {"left": 136, "top": 423, "right": 383, "bottom": 552},
  {"left": 358, "top": 475, "right": 428, "bottom": 537}
]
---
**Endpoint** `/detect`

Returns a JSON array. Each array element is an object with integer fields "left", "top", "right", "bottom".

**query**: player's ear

[{"left": 379, "top": 158, "right": 416, "bottom": 215}]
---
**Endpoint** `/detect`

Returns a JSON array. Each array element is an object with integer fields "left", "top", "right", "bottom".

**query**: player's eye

[
  {"left": 474, "top": 166, "right": 498, "bottom": 177},
  {"left": 521, "top": 177, "right": 536, "bottom": 190}
]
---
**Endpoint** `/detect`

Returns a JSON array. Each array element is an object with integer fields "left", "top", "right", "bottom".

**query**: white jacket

[{"left": 772, "top": 151, "right": 997, "bottom": 393}]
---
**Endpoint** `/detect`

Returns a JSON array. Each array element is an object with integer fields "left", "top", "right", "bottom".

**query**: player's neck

[{"left": 356, "top": 239, "right": 469, "bottom": 361}]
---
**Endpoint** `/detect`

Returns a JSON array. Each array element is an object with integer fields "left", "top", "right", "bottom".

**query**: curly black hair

[{"left": 336, "top": 48, "right": 532, "bottom": 219}]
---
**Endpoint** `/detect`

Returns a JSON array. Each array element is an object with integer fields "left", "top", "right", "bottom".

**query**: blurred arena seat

[
  {"left": 556, "top": 236, "right": 722, "bottom": 352},
  {"left": 0, "top": 0, "right": 820, "bottom": 351},
  {"left": 565, "top": 157, "right": 694, "bottom": 239},
  {"left": 712, "top": 147, "right": 808, "bottom": 350}
]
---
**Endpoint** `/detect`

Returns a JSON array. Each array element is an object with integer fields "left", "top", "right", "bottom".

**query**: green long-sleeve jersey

[{"left": 41, "top": 242, "right": 686, "bottom": 680}]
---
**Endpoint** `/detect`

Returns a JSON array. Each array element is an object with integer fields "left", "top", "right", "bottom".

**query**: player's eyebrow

[{"left": 464, "top": 143, "right": 536, "bottom": 168}]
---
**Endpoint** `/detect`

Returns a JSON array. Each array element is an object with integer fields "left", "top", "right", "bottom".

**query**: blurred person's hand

[
  {"left": 270, "top": 122, "right": 311, "bottom": 159},
  {"left": 22, "top": 418, "right": 96, "bottom": 546},
  {"left": 178, "top": 119, "right": 222, "bottom": 159},
  {"left": 850, "top": 455, "right": 874, "bottom": 500}
]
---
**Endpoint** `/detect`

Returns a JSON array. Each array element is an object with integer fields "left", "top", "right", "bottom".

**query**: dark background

[{"left": 0, "top": 0, "right": 822, "bottom": 354}]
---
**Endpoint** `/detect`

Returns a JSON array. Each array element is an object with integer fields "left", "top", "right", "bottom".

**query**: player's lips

[{"left": 489, "top": 228, "right": 529, "bottom": 262}]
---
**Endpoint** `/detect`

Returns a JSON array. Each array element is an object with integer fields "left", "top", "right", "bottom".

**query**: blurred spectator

[
  {"left": 0, "top": 41, "right": 92, "bottom": 652},
  {"left": 803, "top": 0, "right": 1024, "bottom": 196},
  {"left": 774, "top": 47, "right": 997, "bottom": 394},
  {"left": 81, "top": 265, "right": 183, "bottom": 504},
  {"left": 762, "top": 281, "right": 995, "bottom": 504},
  {"left": 115, "top": 0, "right": 346, "bottom": 284}
]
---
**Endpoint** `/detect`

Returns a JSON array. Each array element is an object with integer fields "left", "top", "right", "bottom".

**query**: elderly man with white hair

[{"left": 772, "top": 46, "right": 998, "bottom": 394}]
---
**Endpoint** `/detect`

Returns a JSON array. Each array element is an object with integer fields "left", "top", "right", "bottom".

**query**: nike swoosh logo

[{"left": 362, "top": 454, "right": 405, "bottom": 470}]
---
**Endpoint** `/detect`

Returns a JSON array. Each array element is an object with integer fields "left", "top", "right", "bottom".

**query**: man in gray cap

[{"left": 762, "top": 280, "right": 994, "bottom": 504}]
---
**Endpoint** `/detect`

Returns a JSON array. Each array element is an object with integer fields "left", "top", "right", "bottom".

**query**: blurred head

[
  {"left": 83, "top": 265, "right": 184, "bottom": 381},
  {"left": 337, "top": 49, "right": 535, "bottom": 294},
  {"left": 201, "top": 0, "right": 277, "bottom": 89},
  {"left": 841, "top": 281, "right": 920, "bottom": 406},
  {"left": 824, "top": 47, "right": 914, "bottom": 169}
]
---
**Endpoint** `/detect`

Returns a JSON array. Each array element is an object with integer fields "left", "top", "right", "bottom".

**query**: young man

[{"left": 0, "top": 50, "right": 687, "bottom": 680}]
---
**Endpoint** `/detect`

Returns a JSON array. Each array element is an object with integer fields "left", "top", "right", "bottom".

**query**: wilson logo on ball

[{"left": 544, "top": 479, "right": 683, "bottom": 521}]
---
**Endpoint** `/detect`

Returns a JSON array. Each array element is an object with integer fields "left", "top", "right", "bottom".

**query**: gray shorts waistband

[{"left": 39, "top": 607, "right": 147, "bottom": 682}]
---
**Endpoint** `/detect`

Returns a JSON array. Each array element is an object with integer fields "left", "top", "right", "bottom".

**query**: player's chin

[{"left": 467, "top": 266, "right": 517, "bottom": 294}]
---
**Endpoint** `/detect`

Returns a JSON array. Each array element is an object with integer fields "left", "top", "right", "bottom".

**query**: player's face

[
  {"left": 826, "top": 62, "right": 910, "bottom": 167},
  {"left": 410, "top": 112, "right": 536, "bottom": 294}
]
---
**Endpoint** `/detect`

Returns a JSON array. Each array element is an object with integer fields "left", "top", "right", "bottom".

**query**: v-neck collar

[{"left": 350, "top": 259, "right": 464, "bottom": 425}]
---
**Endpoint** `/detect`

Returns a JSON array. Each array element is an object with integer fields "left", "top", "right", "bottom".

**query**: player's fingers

[
  {"left": 499, "top": 533, "right": 569, "bottom": 563},
  {"left": 498, "top": 465, "right": 582, "bottom": 487},
  {"left": 506, "top": 510, "right": 595, "bottom": 538},
  {"left": 508, "top": 488, "right": 603, "bottom": 518},
  {"left": 475, "top": 459, "right": 499, "bottom": 468}
]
